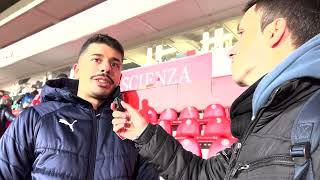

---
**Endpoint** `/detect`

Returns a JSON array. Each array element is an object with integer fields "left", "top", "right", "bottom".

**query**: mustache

[{"left": 90, "top": 73, "right": 114, "bottom": 84}]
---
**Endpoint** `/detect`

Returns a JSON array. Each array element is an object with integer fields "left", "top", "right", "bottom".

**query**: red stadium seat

[
  {"left": 139, "top": 107, "right": 158, "bottom": 124},
  {"left": 179, "top": 138, "right": 202, "bottom": 157},
  {"left": 179, "top": 106, "right": 199, "bottom": 120},
  {"left": 176, "top": 119, "right": 200, "bottom": 138},
  {"left": 207, "top": 137, "right": 236, "bottom": 159},
  {"left": 186, "top": 49, "right": 196, "bottom": 56},
  {"left": 158, "top": 120, "right": 172, "bottom": 135},
  {"left": 122, "top": 90, "right": 140, "bottom": 110},
  {"left": 159, "top": 108, "right": 178, "bottom": 122},
  {"left": 203, "top": 117, "right": 232, "bottom": 138},
  {"left": 203, "top": 104, "right": 226, "bottom": 119}
]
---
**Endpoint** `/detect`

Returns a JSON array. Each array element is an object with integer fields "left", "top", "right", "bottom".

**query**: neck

[
  {"left": 273, "top": 38, "right": 296, "bottom": 62},
  {"left": 77, "top": 91, "right": 104, "bottom": 110}
]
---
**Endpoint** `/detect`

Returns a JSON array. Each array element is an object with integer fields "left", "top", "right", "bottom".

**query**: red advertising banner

[{"left": 120, "top": 53, "right": 212, "bottom": 91}]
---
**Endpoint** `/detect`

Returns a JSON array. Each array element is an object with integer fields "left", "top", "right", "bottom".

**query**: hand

[{"left": 111, "top": 101, "right": 149, "bottom": 140}]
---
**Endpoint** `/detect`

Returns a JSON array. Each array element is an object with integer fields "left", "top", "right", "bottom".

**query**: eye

[
  {"left": 111, "top": 62, "right": 120, "bottom": 69},
  {"left": 237, "top": 30, "right": 244, "bottom": 36},
  {"left": 92, "top": 57, "right": 102, "bottom": 63}
]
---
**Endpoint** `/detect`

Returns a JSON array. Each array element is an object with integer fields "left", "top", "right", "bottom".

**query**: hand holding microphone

[{"left": 111, "top": 99, "right": 149, "bottom": 140}]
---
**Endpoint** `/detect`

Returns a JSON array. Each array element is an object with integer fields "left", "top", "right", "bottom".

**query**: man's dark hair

[
  {"left": 79, "top": 34, "right": 124, "bottom": 60},
  {"left": 244, "top": 0, "right": 320, "bottom": 47},
  {"left": 56, "top": 73, "right": 68, "bottom": 79}
]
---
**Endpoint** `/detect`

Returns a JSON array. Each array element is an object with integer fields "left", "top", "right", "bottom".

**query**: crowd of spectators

[{"left": 0, "top": 73, "right": 69, "bottom": 138}]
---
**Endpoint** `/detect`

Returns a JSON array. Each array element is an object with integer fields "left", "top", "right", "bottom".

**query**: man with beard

[{"left": 0, "top": 34, "right": 159, "bottom": 180}]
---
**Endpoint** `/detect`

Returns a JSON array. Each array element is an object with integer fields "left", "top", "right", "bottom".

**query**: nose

[{"left": 100, "top": 62, "right": 111, "bottom": 74}]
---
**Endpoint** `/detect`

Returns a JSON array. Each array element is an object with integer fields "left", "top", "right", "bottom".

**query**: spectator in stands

[
  {"left": 111, "top": 0, "right": 320, "bottom": 179},
  {"left": 0, "top": 95, "right": 15, "bottom": 138},
  {"left": 31, "top": 89, "right": 39, "bottom": 97},
  {"left": 31, "top": 80, "right": 43, "bottom": 89},
  {"left": 21, "top": 93, "right": 35, "bottom": 109},
  {"left": 12, "top": 94, "right": 24, "bottom": 110},
  {"left": 0, "top": 34, "right": 159, "bottom": 179}
]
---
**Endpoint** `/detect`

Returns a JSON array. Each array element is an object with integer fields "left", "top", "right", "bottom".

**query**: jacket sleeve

[
  {"left": 135, "top": 154, "right": 160, "bottom": 180},
  {"left": 0, "top": 107, "right": 38, "bottom": 179},
  {"left": 134, "top": 124, "right": 231, "bottom": 180}
]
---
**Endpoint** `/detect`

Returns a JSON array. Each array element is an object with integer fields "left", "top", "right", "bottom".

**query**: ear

[
  {"left": 263, "top": 18, "right": 288, "bottom": 48},
  {"left": 73, "top": 63, "right": 80, "bottom": 79}
]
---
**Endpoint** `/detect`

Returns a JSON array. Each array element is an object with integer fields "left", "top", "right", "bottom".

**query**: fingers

[
  {"left": 120, "top": 101, "right": 135, "bottom": 113},
  {"left": 111, "top": 100, "right": 148, "bottom": 140},
  {"left": 111, "top": 101, "right": 137, "bottom": 116},
  {"left": 112, "top": 118, "right": 127, "bottom": 125},
  {"left": 114, "top": 124, "right": 135, "bottom": 133},
  {"left": 112, "top": 102, "right": 130, "bottom": 133},
  {"left": 110, "top": 102, "right": 116, "bottom": 111},
  {"left": 113, "top": 124, "right": 125, "bottom": 132},
  {"left": 112, "top": 111, "right": 127, "bottom": 118},
  {"left": 112, "top": 118, "right": 132, "bottom": 131},
  {"left": 115, "top": 127, "right": 137, "bottom": 140},
  {"left": 113, "top": 121, "right": 126, "bottom": 132}
]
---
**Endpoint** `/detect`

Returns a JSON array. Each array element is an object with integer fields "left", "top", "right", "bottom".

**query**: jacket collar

[
  {"left": 229, "top": 79, "right": 259, "bottom": 139},
  {"left": 41, "top": 78, "right": 119, "bottom": 110},
  {"left": 252, "top": 33, "right": 320, "bottom": 118},
  {"left": 230, "top": 77, "right": 320, "bottom": 139}
]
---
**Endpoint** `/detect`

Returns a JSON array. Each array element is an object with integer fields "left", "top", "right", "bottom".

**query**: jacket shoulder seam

[
  {"left": 34, "top": 104, "right": 74, "bottom": 124},
  {"left": 33, "top": 168, "right": 80, "bottom": 180},
  {"left": 35, "top": 147, "right": 88, "bottom": 159},
  {"left": 33, "top": 102, "right": 70, "bottom": 118}
]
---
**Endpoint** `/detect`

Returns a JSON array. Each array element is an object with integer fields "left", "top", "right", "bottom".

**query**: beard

[{"left": 89, "top": 85, "right": 116, "bottom": 100}]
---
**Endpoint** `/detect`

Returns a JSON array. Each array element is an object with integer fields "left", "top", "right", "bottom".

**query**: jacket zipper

[
  {"left": 231, "top": 155, "right": 294, "bottom": 177},
  {"left": 227, "top": 87, "right": 281, "bottom": 179},
  {"left": 87, "top": 110, "right": 99, "bottom": 180}
]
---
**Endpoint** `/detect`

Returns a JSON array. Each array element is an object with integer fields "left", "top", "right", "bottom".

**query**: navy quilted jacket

[{"left": 0, "top": 78, "right": 159, "bottom": 180}]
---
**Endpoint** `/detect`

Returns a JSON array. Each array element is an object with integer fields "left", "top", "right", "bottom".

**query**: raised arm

[{"left": 111, "top": 101, "right": 231, "bottom": 180}]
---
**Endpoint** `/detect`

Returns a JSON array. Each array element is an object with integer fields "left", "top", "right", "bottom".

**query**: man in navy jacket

[{"left": 0, "top": 34, "right": 159, "bottom": 180}]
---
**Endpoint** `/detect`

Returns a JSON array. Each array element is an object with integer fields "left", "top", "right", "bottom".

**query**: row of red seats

[
  {"left": 140, "top": 104, "right": 233, "bottom": 139},
  {"left": 169, "top": 118, "right": 236, "bottom": 157},
  {"left": 141, "top": 104, "right": 228, "bottom": 124},
  {"left": 139, "top": 104, "right": 237, "bottom": 158},
  {"left": 175, "top": 117, "right": 232, "bottom": 140}
]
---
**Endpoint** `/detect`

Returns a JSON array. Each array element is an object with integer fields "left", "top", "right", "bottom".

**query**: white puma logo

[{"left": 59, "top": 119, "right": 77, "bottom": 132}]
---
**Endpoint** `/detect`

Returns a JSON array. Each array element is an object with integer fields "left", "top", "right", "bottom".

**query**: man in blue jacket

[{"left": 0, "top": 34, "right": 159, "bottom": 180}]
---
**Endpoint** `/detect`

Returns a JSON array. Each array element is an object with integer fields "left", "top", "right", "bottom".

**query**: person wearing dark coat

[
  {"left": 0, "top": 95, "right": 15, "bottom": 138},
  {"left": 111, "top": 0, "right": 320, "bottom": 179},
  {"left": 0, "top": 34, "right": 159, "bottom": 180}
]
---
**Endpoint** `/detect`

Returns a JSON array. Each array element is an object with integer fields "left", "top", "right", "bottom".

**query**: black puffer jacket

[
  {"left": 0, "top": 105, "right": 15, "bottom": 137},
  {"left": 0, "top": 78, "right": 159, "bottom": 180},
  {"left": 134, "top": 78, "right": 320, "bottom": 180}
]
